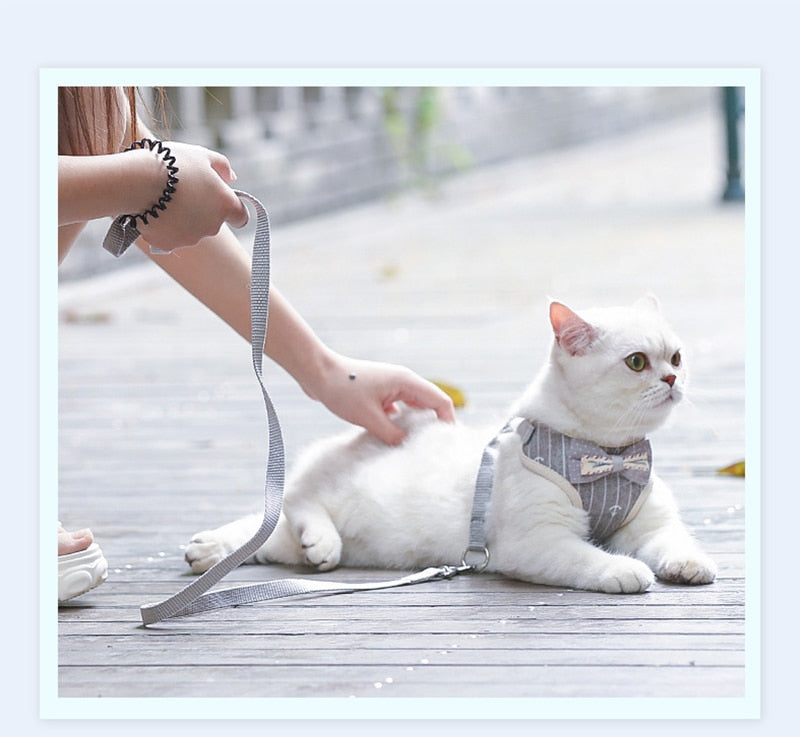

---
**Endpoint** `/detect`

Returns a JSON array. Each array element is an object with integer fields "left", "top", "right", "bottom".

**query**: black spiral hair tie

[
  {"left": 103, "top": 139, "right": 180, "bottom": 256},
  {"left": 118, "top": 138, "right": 180, "bottom": 230}
]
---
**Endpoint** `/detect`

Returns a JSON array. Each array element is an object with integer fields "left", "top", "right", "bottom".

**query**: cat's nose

[{"left": 662, "top": 374, "right": 676, "bottom": 387}]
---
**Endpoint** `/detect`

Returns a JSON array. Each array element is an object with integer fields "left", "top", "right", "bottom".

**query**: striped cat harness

[{"left": 515, "top": 419, "right": 654, "bottom": 541}]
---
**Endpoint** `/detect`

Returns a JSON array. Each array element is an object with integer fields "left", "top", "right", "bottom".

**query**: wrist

[
  {"left": 118, "top": 139, "right": 180, "bottom": 229},
  {"left": 124, "top": 148, "right": 170, "bottom": 214},
  {"left": 293, "top": 346, "right": 341, "bottom": 403},
  {"left": 59, "top": 150, "right": 174, "bottom": 227},
  {"left": 103, "top": 139, "right": 180, "bottom": 256}
]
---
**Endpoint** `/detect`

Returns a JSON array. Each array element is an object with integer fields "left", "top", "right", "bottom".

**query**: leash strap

[
  {"left": 103, "top": 190, "right": 480, "bottom": 624},
  {"left": 461, "top": 421, "right": 517, "bottom": 570},
  {"left": 138, "top": 191, "right": 285, "bottom": 624},
  {"left": 154, "top": 565, "right": 470, "bottom": 619}
]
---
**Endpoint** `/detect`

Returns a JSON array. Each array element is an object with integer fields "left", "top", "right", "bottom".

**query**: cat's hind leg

[
  {"left": 185, "top": 513, "right": 263, "bottom": 573},
  {"left": 185, "top": 511, "right": 304, "bottom": 573},
  {"left": 282, "top": 497, "right": 343, "bottom": 572}
]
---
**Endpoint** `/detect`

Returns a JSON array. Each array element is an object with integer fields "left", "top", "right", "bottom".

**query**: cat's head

[{"left": 542, "top": 294, "right": 686, "bottom": 445}]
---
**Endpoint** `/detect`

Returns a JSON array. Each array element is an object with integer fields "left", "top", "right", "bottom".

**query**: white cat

[{"left": 185, "top": 296, "right": 716, "bottom": 594}]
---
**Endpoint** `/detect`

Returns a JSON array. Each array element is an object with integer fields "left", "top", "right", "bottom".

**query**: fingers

[
  {"left": 364, "top": 409, "right": 407, "bottom": 446},
  {"left": 209, "top": 149, "right": 238, "bottom": 184},
  {"left": 397, "top": 379, "right": 456, "bottom": 424},
  {"left": 226, "top": 191, "right": 250, "bottom": 229},
  {"left": 208, "top": 154, "right": 250, "bottom": 229},
  {"left": 365, "top": 377, "right": 456, "bottom": 445},
  {"left": 430, "top": 389, "right": 457, "bottom": 423}
]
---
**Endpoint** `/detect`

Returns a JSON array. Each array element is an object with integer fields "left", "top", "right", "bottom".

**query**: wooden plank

[
  {"left": 59, "top": 635, "right": 746, "bottom": 663},
  {"left": 57, "top": 568, "right": 748, "bottom": 602},
  {"left": 59, "top": 638, "right": 746, "bottom": 670},
  {"left": 59, "top": 616, "right": 745, "bottom": 637},
  {"left": 59, "top": 597, "right": 746, "bottom": 619},
  {"left": 58, "top": 664, "right": 745, "bottom": 699}
]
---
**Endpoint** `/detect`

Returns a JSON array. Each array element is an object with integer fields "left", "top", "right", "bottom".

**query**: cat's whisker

[{"left": 609, "top": 405, "right": 649, "bottom": 441}]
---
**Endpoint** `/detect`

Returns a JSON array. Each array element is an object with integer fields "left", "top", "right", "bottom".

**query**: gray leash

[
  {"left": 104, "top": 189, "right": 499, "bottom": 625},
  {"left": 138, "top": 191, "right": 287, "bottom": 624}
]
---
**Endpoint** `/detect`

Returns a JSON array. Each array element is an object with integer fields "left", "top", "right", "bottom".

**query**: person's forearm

[
  {"left": 142, "top": 227, "right": 334, "bottom": 398},
  {"left": 260, "top": 285, "right": 339, "bottom": 400},
  {"left": 143, "top": 222, "right": 455, "bottom": 444},
  {"left": 58, "top": 151, "right": 165, "bottom": 226}
]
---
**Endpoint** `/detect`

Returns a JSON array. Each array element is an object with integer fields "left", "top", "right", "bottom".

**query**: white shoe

[{"left": 58, "top": 542, "right": 108, "bottom": 603}]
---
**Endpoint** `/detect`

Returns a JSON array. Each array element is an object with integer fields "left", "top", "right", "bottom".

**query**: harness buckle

[{"left": 460, "top": 545, "right": 490, "bottom": 573}]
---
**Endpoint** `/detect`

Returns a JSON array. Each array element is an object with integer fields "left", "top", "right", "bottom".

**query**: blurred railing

[{"left": 61, "top": 86, "right": 714, "bottom": 281}]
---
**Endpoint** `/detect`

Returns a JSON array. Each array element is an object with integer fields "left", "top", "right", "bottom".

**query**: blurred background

[{"left": 58, "top": 85, "right": 743, "bottom": 281}]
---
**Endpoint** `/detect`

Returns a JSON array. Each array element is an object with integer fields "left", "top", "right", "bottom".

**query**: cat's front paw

[
  {"left": 597, "top": 556, "right": 654, "bottom": 593},
  {"left": 184, "top": 530, "right": 234, "bottom": 574},
  {"left": 655, "top": 553, "right": 717, "bottom": 585}
]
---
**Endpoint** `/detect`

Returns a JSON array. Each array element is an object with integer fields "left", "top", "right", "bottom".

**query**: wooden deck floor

[{"left": 50, "top": 109, "right": 754, "bottom": 719}]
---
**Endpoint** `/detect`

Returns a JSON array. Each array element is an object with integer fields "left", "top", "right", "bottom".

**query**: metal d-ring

[{"left": 461, "top": 545, "right": 490, "bottom": 573}]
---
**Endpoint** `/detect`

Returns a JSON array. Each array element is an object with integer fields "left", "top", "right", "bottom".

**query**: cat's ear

[
  {"left": 635, "top": 293, "right": 661, "bottom": 312},
  {"left": 549, "top": 301, "right": 598, "bottom": 355}
]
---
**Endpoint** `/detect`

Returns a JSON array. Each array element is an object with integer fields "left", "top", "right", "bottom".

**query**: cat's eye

[
  {"left": 625, "top": 352, "right": 648, "bottom": 372},
  {"left": 671, "top": 351, "right": 682, "bottom": 368}
]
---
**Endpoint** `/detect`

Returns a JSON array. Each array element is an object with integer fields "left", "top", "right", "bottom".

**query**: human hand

[
  {"left": 136, "top": 141, "right": 248, "bottom": 252},
  {"left": 311, "top": 355, "right": 456, "bottom": 445}
]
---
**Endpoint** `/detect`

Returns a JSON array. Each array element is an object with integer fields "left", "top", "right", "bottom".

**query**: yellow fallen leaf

[
  {"left": 430, "top": 380, "right": 466, "bottom": 408},
  {"left": 61, "top": 309, "right": 112, "bottom": 324},
  {"left": 379, "top": 264, "right": 401, "bottom": 280},
  {"left": 717, "top": 461, "right": 745, "bottom": 477}
]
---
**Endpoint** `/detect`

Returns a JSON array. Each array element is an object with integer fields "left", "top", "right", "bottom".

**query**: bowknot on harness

[
  {"left": 517, "top": 420, "right": 652, "bottom": 487},
  {"left": 516, "top": 419, "right": 653, "bottom": 541}
]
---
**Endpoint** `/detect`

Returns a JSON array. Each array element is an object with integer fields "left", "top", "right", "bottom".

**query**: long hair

[
  {"left": 57, "top": 87, "right": 137, "bottom": 156},
  {"left": 57, "top": 87, "right": 168, "bottom": 156}
]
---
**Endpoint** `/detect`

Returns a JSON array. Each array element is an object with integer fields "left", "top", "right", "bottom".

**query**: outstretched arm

[
  {"left": 59, "top": 114, "right": 454, "bottom": 444},
  {"left": 142, "top": 223, "right": 455, "bottom": 444}
]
